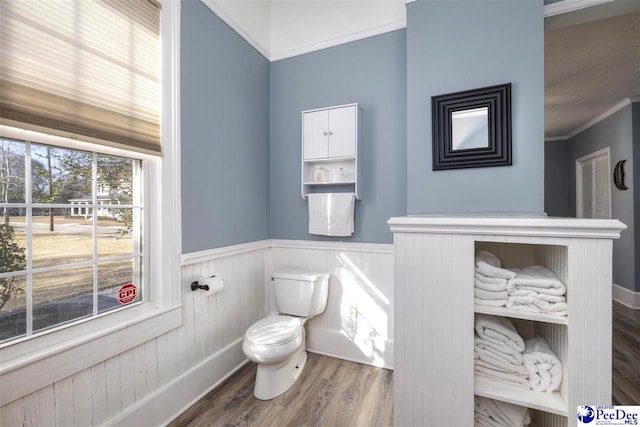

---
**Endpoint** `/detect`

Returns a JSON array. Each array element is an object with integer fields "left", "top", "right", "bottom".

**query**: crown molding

[
  {"left": 199, "top": 0, "right": 270, "bottom": 60},
  {"left": 567, "top": 96, "right": 639, "bottom": 139},
  {"left": 546, "top": 96, "right": 640, "bottom": 141},
  {"left": 543, "top": 0, "right": 615, "bottom": 17},
  {"left": 270, "top": 18, "right": 406, "bottom": 62}
]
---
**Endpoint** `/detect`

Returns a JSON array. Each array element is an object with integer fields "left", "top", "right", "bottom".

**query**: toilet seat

[
  {"left": 243, "top": 315, "right": 306, "bottom": 364},
  {"left": 246, "top": 314, "right": 305, "bottom": 346}
]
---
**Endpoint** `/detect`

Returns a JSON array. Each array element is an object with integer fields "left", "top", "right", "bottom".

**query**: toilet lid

[{"left": 246, "top": 315, "right": 304, "bottom": 346}]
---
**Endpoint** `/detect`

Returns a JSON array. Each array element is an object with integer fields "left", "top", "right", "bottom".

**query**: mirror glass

[{"left": 451, "top": 107, "right": 489, "bottom": 151}]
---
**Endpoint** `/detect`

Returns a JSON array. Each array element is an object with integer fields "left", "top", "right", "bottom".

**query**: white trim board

[
  {"left": 110, "top": 338, "right": 247, "bottom": 427},
  {"left": 568, "top": 97, "right": 639, "bottom": 139},
  {"left": 543, "top": 0, "right": 615, "bottom": 17},
  {"left": 269, "top": 19, "right": 406, "bottom": 62},
  {"left": 613, "top": 283, "right": 640, "bottom": 309},
  {"left": 546, "top": 97, "right": 640, "bottom": 142},
  {"left": 181, "top": 239, "right": 394, "bottom": 266}
]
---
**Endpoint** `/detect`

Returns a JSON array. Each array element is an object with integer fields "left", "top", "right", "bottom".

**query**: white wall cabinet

[
  {"left": 387, "top": 216, "right": 626, "bottom": 427},
  {"left": 301, "top": 103, "right": 360, "bottom": 199}
]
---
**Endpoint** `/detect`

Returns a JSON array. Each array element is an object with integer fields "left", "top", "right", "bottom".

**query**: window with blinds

[
  {"left": 0, "top": 0, "right": 161, "bottom": 154},
  {"left": 576, "top": 148, "right": 611, "bottom": 219}
]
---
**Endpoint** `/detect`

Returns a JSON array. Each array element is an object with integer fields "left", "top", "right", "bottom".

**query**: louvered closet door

[{"left": 577, "top": 148, "right": 611, "bottom": 219}]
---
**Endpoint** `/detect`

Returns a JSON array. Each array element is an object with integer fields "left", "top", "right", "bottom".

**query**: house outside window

[
  {"left": 1, "top": 138, "right": 143, "bottom": 343},
  {"left": 0, "top": 0, "right": 181, "bottom": 407}
]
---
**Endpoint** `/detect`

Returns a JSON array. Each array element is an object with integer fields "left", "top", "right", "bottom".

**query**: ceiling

[{"left": 544, "top": 0, "right": 640, "bottom": 139}]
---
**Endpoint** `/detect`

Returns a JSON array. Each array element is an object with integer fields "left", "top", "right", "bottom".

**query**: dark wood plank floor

[
  {"left": 169, "top": 352, "right": 393, "bottom": 427},
  {"left": 170, "top": 302, "right": 639, "bottom": 427},
  {"left": 612, "top": 301, "right": 640, "bottom": 405}
]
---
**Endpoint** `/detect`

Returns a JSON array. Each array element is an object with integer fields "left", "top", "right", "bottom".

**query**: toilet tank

[{"left": 273, "top": 270, "right": 330, "bottom": 317}]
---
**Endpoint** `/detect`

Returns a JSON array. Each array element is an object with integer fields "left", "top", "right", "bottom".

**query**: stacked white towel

[
  {"left": 474, "top": 314, "right": 564, "bottom": 394},
  {"left": 475, "top": 396, "right": 531, "bottom": 427},
  {"left": 474, "top": 314, "right": 529, "bottom": 389},
  {"left": 474, "top": 251, "right": 515, "bottom": 307},
  {"left": 523, "top": 336, "right": 563, "bottom": 392},
  {"left": 506, "top": 265, "right": 567, "bottom": 316}
]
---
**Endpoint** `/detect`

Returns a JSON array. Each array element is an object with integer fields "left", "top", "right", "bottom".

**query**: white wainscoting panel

[
  {"left": 270, "top": 240, "right": 394, "bottom": 369},
  {"left": 0, "top": 239, "right": 392, "bottom": 425},
  {"left": 0, "top": 241, "right": 270, "bottom": 426}
]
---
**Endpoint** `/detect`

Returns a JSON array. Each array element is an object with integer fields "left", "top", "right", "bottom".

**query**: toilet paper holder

[
  {"left": 190, "top": 280, "right": 210, "bottom": 291},
  {"left": 190, "top": 275, "right": 225, "bottom": 295}
]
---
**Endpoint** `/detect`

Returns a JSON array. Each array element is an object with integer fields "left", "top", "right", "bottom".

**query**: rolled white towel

[
  {"left": 475, "top": 354, "right": 528, "bottom": 376},
  {"left": 475, "top": 396, "right": 531, "bottom": 427},
  {"left": 475, "top": 251, "right": 517, "bottom": 279},
  {"left": 475, "top": 277, "right": 507, "bottom": 292},
  {"left": 507, "top": 289, "right": 566, "bottom": 303},
  {"left": 523, "top": 336, "right": 563, "bottom": 392},
  {"left": 475, "top": 287, "right": 508, "bottom": 300},
  {"left": 476, "top": 250, "right": 502, "bottom": 267},
  {"left": 507, "top": 265, "right": 566, "bottom": 296},
  {"left": 475, "top": 272, "right": 508, "bottom": 286},
  {"left": 475, "top": 298, "right": 507, "bottom": 307},
  {"left": 475, "top": 314, "right": 525, "bottom": 354},
  {"left": 475, "top": 335, "right": 523, "bottom": 365},
  {"left": 506, "top": 298, "right": 568, "bottom": 317},
  {"left": 475, "top": 366, "right": 531, "bottom": 389}
]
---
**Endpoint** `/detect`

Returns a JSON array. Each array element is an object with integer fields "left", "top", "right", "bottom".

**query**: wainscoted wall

[
  {"left": 0, "top": 240, "right": 393, "bottom": 425},
  {"left": 270, "top": 240, "right": 394, "bottom": 369},
  {"left": 0, "top": 242, "right": 269, "bottom": 426}
]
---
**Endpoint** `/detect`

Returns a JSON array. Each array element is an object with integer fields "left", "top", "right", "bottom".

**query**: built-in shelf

[
  {"left": 475, "top": 377, "right": 568, "bottom": 417},
  {"left": 474, "top": 305, "right": 569, "bottom": 325},
  {"left": 388, "top": 216, "right": 626, "bottom": 427}
]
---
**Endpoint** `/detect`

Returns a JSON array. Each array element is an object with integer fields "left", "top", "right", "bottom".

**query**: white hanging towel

[{"left": 308, "top": 193, "right": 355, "bottom": 236}]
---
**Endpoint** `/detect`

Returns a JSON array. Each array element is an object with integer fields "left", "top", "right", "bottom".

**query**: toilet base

[{"left": 253, "top": 347, "right": 307, "bottom": 400}]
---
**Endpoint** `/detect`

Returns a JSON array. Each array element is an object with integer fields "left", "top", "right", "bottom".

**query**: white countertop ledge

[{"left": 387, "top": 215, "right": 627, "bottom": 239}]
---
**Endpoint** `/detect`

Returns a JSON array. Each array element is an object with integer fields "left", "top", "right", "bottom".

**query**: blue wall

[
  {"left": 180, "top": 0, "right": 547, "bottom": 251},
  {"left": 544, "top": 140, "right": 570, "bottom": 217},
  {"left": 406, "top": 0, "right": 545, "bottom": 215},
  {"left": 181, "top": 0, "right": 270, "bottom": 252},
  {"left": 634, "top": 103, "right": 640, "bottom": 292},
  {"left": 269, "top": 31, "right": 407, "bottom": 243},
  {"left": 566, "top": 105, "right": 635, "bottom": 292}
]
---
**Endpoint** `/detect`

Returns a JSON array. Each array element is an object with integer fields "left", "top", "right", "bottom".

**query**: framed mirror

[{"left": 432, "top": 83, "right": 512, "bottom": 170}]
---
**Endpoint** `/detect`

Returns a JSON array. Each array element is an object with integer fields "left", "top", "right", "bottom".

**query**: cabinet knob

[
  {"left": 323, "top": 131, "right": 328, "bottom": 136},
  {"left": 329, "top": 131, "right": 333, "bottom": 136}
]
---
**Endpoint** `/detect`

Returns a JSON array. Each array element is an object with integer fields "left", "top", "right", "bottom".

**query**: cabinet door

[
  {"left": 303, "top": 110, "right": 329, "bottom": 160},
  {"left": 328, "top": 105, "right": 356, "bottom": 158}
]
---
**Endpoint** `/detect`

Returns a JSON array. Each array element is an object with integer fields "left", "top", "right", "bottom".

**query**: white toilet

[{"left": 242, "top": 269, "right": 330, "bottom": 400}]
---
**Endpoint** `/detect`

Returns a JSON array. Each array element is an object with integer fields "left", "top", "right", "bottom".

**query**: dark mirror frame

[{"left": 432, "top": 83, "right": 512, "bottom": 170}]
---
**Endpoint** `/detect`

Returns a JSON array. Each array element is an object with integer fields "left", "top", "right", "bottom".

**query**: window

[
  {"left": 1, "top": 137, "right": 144, "bottom": 343},
  {"left": 0, "top": 0, "right": 180, "bottom": 407},
  {"left": 576, "top": 147, "right": 611, "bottom": 219}
]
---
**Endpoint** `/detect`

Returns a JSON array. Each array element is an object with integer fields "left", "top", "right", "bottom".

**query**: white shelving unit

[
  {"left": 387, "top": 216, "right": 626, "bottom": 427},
  {"left": 301, "top": 103, "right": 360, "bottom": 199}
]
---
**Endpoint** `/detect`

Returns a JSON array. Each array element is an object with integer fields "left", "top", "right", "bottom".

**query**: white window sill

[{"left": 0, "top": 304, "right": 182, "bottom": 406}]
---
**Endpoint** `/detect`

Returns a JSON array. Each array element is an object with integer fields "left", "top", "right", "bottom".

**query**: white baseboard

[
  {"left": 613, "top": 283, "right": 640, "bottom": 309},
  {"left": 109, "top": 337, "right": 247, "bottom": 427},
  {"left": 306, "top": 326, "right": 393, "bottom": 370}
]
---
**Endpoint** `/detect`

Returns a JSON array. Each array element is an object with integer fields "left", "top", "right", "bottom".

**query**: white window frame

[
  {"left": 0, "top": 0, "right": 182, "bottom": 407},
  {"left": 576, "top": 147, "right": 611, "bottom": 219}
]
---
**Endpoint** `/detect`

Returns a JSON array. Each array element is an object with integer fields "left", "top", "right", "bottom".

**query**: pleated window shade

[{"left": 0, "top": 0, "right": 161, "bottom": 154}]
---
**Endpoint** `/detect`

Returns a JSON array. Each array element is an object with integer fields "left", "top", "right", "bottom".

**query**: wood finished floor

[
  {"left": 612, "top": 301, "right": 640, "bottom": 405},
  {"left": 170, "top": 302, "right": 639, "bottom": 427},
  {"left": 168, "top": 352, "right": 393, "bottom": 427}
]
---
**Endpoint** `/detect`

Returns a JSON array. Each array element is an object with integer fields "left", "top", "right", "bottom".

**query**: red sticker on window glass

[{"left": 117, "top": 283, "right": 137, "bottom": 305}]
